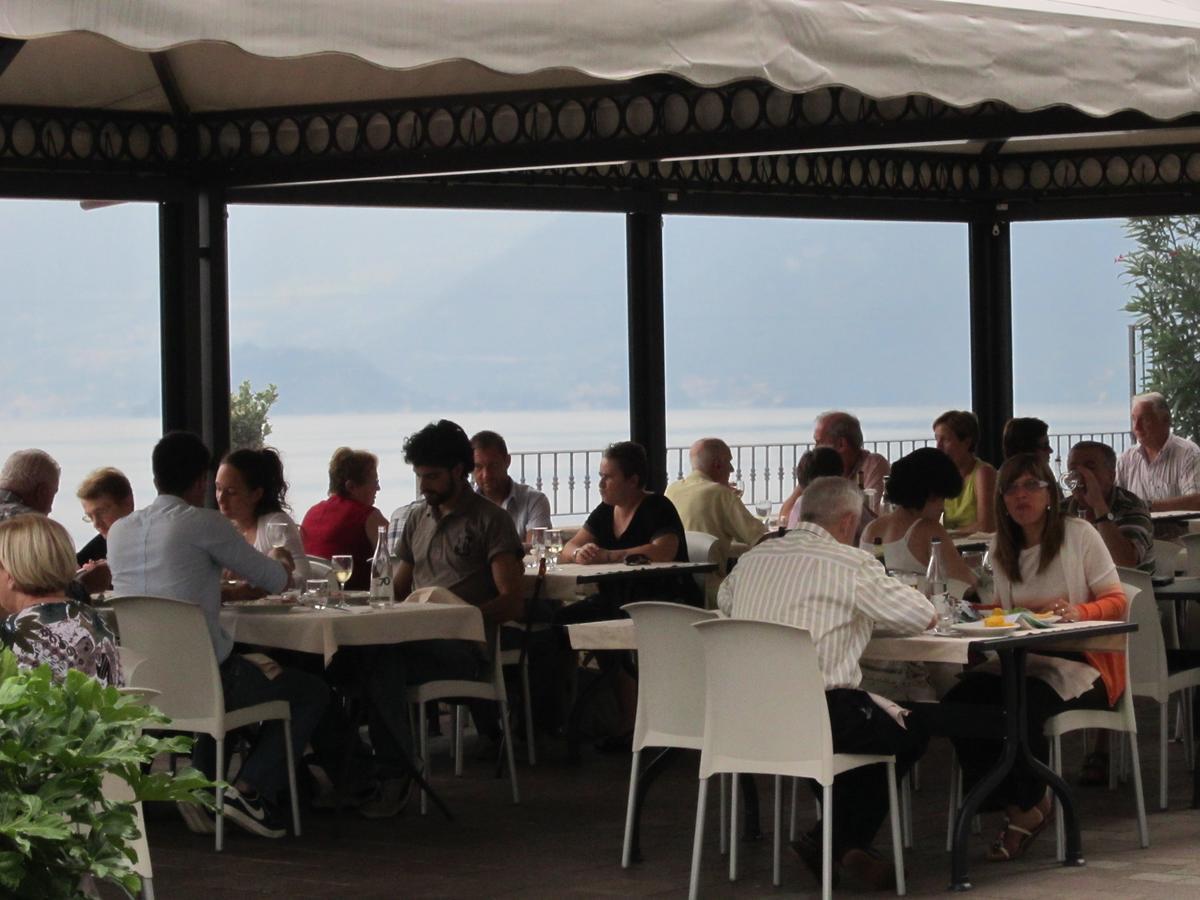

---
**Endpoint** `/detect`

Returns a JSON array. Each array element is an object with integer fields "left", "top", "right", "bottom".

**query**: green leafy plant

[
  {"left": 230, "top": 380, "right": 280, "bottom": 450},
  {"left": 1122, "top": 216, "right": 1200, "bottom": 441},
  {"left": 0, "top": 651, "right": 213, "bottom": 898}
]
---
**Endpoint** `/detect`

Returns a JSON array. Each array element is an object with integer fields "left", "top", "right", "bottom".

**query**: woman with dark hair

[
  {"left": 216, "top": 448, "right": 309, "bottom": 585},
  {"left": 945, "top": 453, "right": 1126, "bottom": 862},
  {"left": 934, "top": 409, "right": 997, "bottom": 533},
  {"left": 779, "top": 446, "right": 844, "bottom": 528},
  {"left": 301, "top": 447, "right": 388, "bottom": 590},
  {"left": 860, "top": 447, "right": 977, "bottom": 586}
]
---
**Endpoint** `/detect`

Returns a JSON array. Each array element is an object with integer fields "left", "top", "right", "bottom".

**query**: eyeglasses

[{"left": 1002, "top": 478, "right": 1049, "bottom": 497}]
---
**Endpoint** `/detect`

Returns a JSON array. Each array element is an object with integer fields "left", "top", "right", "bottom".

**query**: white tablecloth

[
  {"left": 220, "top": 602, "right": 485, "bottom": 665},
  {"left": 566, "top": 617, "right": 1126, "bottom": 659}
]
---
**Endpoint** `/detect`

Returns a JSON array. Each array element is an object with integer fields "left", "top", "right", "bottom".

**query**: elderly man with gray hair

[
  {"left": 0, "top": 449, "right": 61, "bottom": 521},
  {"left": 664, "top": 437, "right": 764, "bottom": 555},
  {"left": 1117, "top": 391, "right": 1200, "bottom": 514},
  {"left": 717, "top": 476, "right": 934, "bottom": 889},
  {"left": 814, "top": 410, "right": 890, "bottom": 496}
]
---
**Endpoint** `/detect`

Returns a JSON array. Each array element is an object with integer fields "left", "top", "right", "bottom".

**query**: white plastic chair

[
  {"left": 497, "top": 622, "right": 539, "bottom": 765},
  {"left": 1120, "top": 565, "right": 1179, "bottom": 650},
  {"left": 305, "top": 555, "right": 333, "bottom": 578},
  {"left": 1043, "top": 583, "right": 1149, "bottom": 858},
  {"left": 1153, "top": 539, "right": 1184, "bottom": 578},
  {"left": 402, "top": 587, "right": 520, "bottom": 813},
  {"left": 688, "top": 619, "right": 904, "bottom": 900},
  {"left": 622, "top": 602, "right": 719, "bottom": 867},
  {"left": 684, "top": 531, "right": 724, "bottom": 609},
  {"left": 1179, "top": 533, "right": 1200, "bottom": 576},
  {"left": 110, "top": 596, "right": 301, "bottom": 852},
  {"left": 1127, "top": 575, "right": 1200, "bottom": 809}
]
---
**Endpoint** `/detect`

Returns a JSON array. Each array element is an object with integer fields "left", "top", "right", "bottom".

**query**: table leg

[
  {"left": 626, "top": 747, "right": 678, "bottom": 863},
  {"left": 740, "top": 773, "right": 763, "bottom": 840}
]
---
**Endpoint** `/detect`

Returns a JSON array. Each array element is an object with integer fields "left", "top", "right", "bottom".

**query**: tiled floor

[{"left": 137, "top": 704, "right": 1200, "bottom": 898}]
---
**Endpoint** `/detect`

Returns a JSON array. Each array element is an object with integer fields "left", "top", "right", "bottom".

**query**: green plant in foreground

[{"left": 0, "top": 650, "right": 213, "bottom": 898}]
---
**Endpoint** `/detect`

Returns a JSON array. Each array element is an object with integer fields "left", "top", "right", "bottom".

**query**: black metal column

[
  {"left": 968, "top": 218, "right": 1013, "bottom": 466},
  {"left": 626, "top": 211, "right": 668, "bottom": 492},
  {"left": 159, "top": 188, "right": 231, "bottom": 464}
]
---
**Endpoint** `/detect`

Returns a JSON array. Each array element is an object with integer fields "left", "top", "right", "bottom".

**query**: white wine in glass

[
  {"left": 545, "top": 529, "right": 564, "bottom": 569},
  {"left": 266, "top": 521, "right": 289, "bottom": 550},
  {"left": 331, "top": 555, "right": 353, "bottom": 599}
]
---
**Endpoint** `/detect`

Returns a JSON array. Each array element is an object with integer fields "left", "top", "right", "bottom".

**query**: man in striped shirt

[
  {"left": 718, "top": 476, "right": 934, "bottom": 889},
  {"left": 1116, "top": 392, "right": 1200, "bottom": 536}
]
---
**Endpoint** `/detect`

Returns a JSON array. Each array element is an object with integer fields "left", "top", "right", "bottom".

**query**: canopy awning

[{"left": 2, "top": 0, "right": 1199, "bottom": 120}]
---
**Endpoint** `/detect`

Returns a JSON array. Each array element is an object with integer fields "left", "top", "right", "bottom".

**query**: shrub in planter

[{"left": 0, "top": 650, "right": 212, "bottom": 898}]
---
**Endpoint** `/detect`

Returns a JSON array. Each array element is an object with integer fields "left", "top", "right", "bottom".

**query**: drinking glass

[
  {"left": 304, "top": 578, "right": 329, "bottom": 609},
  {"left": 331, "top": 555, "right": 353, "bottom": 600},
  {"left": 529, "top": 527, "right": 547, "bottom": 569},
  {"left": 754, "top": 499, "right": 772, "bottom": 527},
  {"left": 266, "top": 521, "right": 289, "bottom": 550},
  {"left": 734, "top": 477, "right": 746, "bottom": 497},
  {"left": 545, "top": 528, "right": 563, "bottom": 569},
  {"left": 1061, "top": 471, "right": 1082, "bottom": 495}
]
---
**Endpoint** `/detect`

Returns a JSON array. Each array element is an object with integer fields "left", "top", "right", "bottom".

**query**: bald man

[{"left": 664, "top": 438, "right": 765, "bottom": 555}]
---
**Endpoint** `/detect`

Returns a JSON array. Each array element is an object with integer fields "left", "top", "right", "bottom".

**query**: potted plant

[{"left": 0, "top": 650, "right": 212, "bottom": 898}]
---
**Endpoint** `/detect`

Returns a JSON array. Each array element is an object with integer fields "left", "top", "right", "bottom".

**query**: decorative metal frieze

[{"left": 0, "top": 106, "right": 179, "bottom": 171}]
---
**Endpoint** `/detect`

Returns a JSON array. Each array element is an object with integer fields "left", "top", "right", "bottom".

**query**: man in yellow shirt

[{"left": 665, "top": 438, "right": 766, "bottom": 557}]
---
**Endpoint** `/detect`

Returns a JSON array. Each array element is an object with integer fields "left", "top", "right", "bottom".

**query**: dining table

[
  {"left": 220, "top": 595, "right": 486, "bottom": 820},
  {"left": 572, "top": 617, "right": 1135, "bottom": 891},
  {"left": 523, "top": 558, "right": 719, "bottom": 602}
]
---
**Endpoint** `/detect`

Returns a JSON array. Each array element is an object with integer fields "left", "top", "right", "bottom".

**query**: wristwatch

[{"left": 1094, "top": 511, "right": 1115, "bottom": 524}]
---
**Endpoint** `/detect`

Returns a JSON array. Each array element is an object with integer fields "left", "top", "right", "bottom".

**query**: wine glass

[
  {"left": 545, "top": 528, "right": 564, "bottom": 569},
  {"left": 331, "top": 555, "right": 353, "bottom": 601},
  {"left": 1060, "top": 470, "right": 1082, "bottom": 496},
  {"left": 754, "top": 499, "right": 772, "bottom": 528},
  {"left": 266, "top": 521, "right": 289, "bottom": 550},
  {"left": 529, "top": 526, "right": 547, "bottom": 569}
]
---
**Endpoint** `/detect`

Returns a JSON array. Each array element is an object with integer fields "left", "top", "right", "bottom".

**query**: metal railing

[{"left": 507, "top": 430, "right": 1135, "bottom": 518}]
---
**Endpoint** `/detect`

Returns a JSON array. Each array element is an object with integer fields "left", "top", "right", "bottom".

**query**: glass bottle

[
  {"left": 926, "top": 538, "right": 954, "bottom": 632},
  {"left": 370, "top": 525, "right": 393, "bottom": 607}
]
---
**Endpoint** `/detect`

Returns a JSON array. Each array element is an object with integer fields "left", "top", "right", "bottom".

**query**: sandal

[
  {"left": 1078, "top": 751, "right": 1109, "bottom": 787},
  {"left": 987, "top": 806, "right": 1052, "bottom": 862}
]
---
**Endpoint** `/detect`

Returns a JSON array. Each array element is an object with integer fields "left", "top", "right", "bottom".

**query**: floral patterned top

[{"left": 1, "top": 600, "right": 123, "bottom": 686}]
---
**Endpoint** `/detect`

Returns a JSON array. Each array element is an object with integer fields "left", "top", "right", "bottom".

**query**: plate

[{"left": 951, "top": 620, "right": 1020, "bottom": 636}]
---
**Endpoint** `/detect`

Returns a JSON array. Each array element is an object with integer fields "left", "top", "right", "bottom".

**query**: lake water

[{"left": 1, "top": 403, "right": 1130, "bottom": 550}]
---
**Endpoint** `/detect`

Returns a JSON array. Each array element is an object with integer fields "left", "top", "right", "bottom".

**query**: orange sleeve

[{"left": 1075, "top": 585, "right": 1126, "bottom": 622}]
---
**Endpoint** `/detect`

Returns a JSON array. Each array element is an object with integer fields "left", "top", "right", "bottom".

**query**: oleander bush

[{"left": 0, "top": 650, "right": 212, "bottom": 898}]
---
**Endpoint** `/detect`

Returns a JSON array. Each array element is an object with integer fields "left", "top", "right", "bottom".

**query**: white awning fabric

[{"left": 1, "top": 0, "right": 1198, "bottom": 119}]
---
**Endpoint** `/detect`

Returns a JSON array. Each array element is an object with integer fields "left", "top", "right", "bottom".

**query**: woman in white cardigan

[{"left": 216, "top": 447, "right": 310, "bottom": 587}]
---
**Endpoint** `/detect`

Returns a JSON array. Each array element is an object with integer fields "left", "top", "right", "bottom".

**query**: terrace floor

[{"left": 133, "top": 702, "right": 1200, "bottom": 899}]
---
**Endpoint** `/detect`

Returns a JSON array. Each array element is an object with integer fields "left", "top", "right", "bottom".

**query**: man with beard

[{"left": 359, "top": 420, "right": 525, "bottom": 818}]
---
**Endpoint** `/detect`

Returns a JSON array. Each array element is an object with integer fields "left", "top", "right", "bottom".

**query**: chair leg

[
  {"left": 822, "top": 783, "right": 833, "bottom": 900},
  {"left": 1127, "top": 731, "right": 1150, "bottom": 849},
  {"left": 214, "top": 737, "right": 225, "bottom": 853},
  {"left": 900, "top": 774, "right": 913, "bottom": 849},
  {"left": 521, "top": 658, "right": 536, "bottom": 766},
  {"left": 454, "top": 705, "right": 464, "bottom": 777},
  {"left": 1052, "top": 735, "right": 1066, "bottom": 862},
  {"left": 283, "top": 718, "right": 301, "bottom": 837},
  {"left": 142, "top": 877, "right": 155, "bottom": 900},
  {"left": 498, "top": 698, "right": 520, "bottom": 804},
  {"left": 419, "top": 702, "right": 430, "bottom": 816},
  {"left": 773, "top": 774, "right": 782, "bottom": 887},
  {"left": 887, "top": 761, "right": 906, "bottom": 896},
  {"left": 687, "top": 777, "right": 709, "bottom": 900},
  {"left": 621, "top": 750, "right": 641, "bottom": 868},
  {"left": 945, "top": 753, "right": 959, "bottom": 853},
  {"left": 1185, "top": 689, "right": 1196, "bottom": 769},
  {"left": 788, "top": 776, "right": 799, "bottom": 842},
  {"left": 911, "top": 760, "right": 921, "bottom": 792},
  {"left": 1160, "top": 702, "right": 1169, "bottom": 811},
  {"left": 729, "top": 771, "right": 739, "bottom": 882},
  {"left": 719, "top": 773, "right": 729, "bottom": 855}
]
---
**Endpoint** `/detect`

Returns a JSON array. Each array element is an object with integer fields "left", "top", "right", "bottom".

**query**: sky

[{"left": 0, "top": 199, "right": 1139, "bottom": 423}]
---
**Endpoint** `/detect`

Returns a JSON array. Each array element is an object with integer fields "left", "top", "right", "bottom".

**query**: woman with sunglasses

[{"left": 944, "top": 452, "right": 1126, "bottom": 863}]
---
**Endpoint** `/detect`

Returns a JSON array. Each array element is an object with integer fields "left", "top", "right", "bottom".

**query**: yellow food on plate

[{"left": 984, "top": 608, "right": 1007, "bottom": 627}]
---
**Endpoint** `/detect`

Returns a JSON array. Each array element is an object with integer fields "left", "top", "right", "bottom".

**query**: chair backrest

[
  {"left": 625, "top": 602, "right": 718, "bottom": 753},
  {"left": 109, "top": 596, "right": 224, "bottom": 724},
  {"left": 693, "top": 618, "right": 836, "bottom": 783},
  {"left": 684, "top": 530, "right": 725, "bottom": 609},
  {"left": 1153, "top": 539, "right": 1183, "bottom": 577},
  {"left": 1126, "top": 579, "right": 1170, "bottom": 699},
  {"left": 1180, "top": 533, "right": 1200, "bottom": 577},
  {"left": 305, "top": 555, "right": 333, "bottom": 577}
]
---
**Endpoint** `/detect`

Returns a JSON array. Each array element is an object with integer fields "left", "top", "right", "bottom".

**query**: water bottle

[
  {"left": 926, "top": 538, "right": 954, "bottom": 632},
  {"left": 369, "top": 525, "right": 393, "bottom": 608}
]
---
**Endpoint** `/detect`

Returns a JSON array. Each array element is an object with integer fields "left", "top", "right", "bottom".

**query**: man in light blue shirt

[
  {"left": 108, "top": 431, "right": 328, "bottom": 839},
  {"left": 470, "top": 429, "right": 552, "bottom": 542}
]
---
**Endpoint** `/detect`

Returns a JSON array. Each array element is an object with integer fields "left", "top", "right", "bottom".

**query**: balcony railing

[{"left": 508, "top": 430, "right": 1135, "bottom": 519}]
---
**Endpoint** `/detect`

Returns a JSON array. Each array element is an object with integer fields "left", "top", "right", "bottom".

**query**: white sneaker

[{"left": 222, "top": 786, "right": 286, "bottom": 838}]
